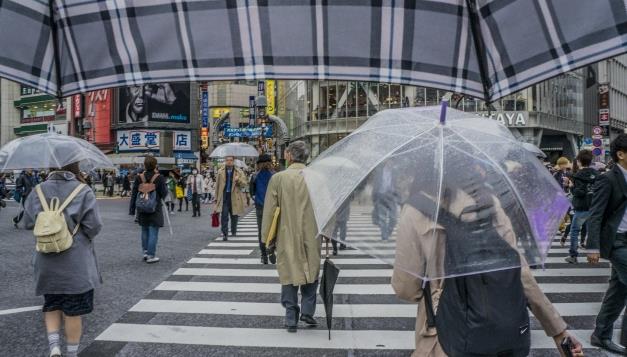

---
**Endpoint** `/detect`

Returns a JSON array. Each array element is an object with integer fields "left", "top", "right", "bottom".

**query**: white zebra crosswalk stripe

[{"left": 91, "top": 210, "right": 614, "bottom": 355}]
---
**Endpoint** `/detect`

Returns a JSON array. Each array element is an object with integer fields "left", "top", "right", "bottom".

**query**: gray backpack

[{"left": 135, "top": 173, "right": 159, "bottom": 214}]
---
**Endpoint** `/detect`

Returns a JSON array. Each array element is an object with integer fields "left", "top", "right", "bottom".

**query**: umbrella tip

[{"left": 439, "top": 100, "right": 449, "bottom": 125}]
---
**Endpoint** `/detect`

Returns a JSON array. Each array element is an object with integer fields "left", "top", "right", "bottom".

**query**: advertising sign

[
  {"left": 258, "top": 81, "right": 265, "bottom": 96},
  {"left": 599, "top": 109, "right": 610, "bottom": 126},
  {"left": 277, "top": 81, "right": 286, "bottom": 116},
  {"left": 479, "top": 112, "right": 528, "bottom": 127},
  {"left": 118, "top": 83, "right": 190, "bottom": 123},
  {"left": 173, "top": 131, "right": 192, "bottom": 151},
  {"left": 86, "top": 89, "right": 112, "bottom": 144},
  {"left": 599, "top": 84, "right": 610, "bottom": 126},
  {"left": 73, "top": 94, "right": 83, "bottom": 118},
  {"left": 117, "top": 130, "right": 160, "bottom": 152},
  {"left": 266, "top": 80, "right": 276, "bottom": 115},
  {"left": 224, "top": 126, "right": 273, "bottom": 138},
  {"left": 201, "top": 91, "right": 209, "bottom": 128},
  {"left": 211, "top": 107, "right": 229, "bottom": 119},
  {"left": 249, "top": 96, "right": 256, "bottom": 126}
]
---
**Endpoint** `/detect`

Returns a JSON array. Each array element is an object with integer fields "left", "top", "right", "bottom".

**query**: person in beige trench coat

[
  {"left": 214, "top": 156, "right": 248, "bottom": 240},
  {"left": 392, "top": 187, "right": 584, "bottom": 357},
  {"left": 262, "top": 141, "right": 321, "bottom": 333}
]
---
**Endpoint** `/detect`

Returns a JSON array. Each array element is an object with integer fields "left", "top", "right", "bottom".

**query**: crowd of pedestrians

[{"left": 9, "top": 135, "right": 627, "bottom": 356}]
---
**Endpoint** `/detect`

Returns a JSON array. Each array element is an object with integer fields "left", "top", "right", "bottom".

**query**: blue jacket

[{"left": 252, "top": 169, "right": 273, "bottom": 207}]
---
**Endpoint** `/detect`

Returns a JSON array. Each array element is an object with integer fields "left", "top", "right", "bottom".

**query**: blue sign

[
  {"left": 249, "top": 96, "right": 256, "bottom": 127},
  {"left": 224, "top": 126, "right": 272, "bottom": 138},
  {"left": 201, "top": 91, "right": 209, "bottom": 128},
  {"left": 583, "top": 138, "right": 593, "bottom": 146}
]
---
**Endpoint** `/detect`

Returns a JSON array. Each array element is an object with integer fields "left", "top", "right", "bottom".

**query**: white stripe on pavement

[
  {"left": 188, "top": 258, "right": 390, "bottom": 265},
  {"left": 155, "top": 281, "right": 394, "bottom": 295},
  {"left": 209, "top": 243, "right": 259, "bottom": 247},
  {"left": 532, "top": 268, "right": 610, "bottom": 277},
  {"left": 173, "top": 268, "right": 393, "bottom": 277},
  {"left": 130, "top": 300, "right": 415, "bottom": 318},
  {"left": 536, "top": 284, "right": 608, "bottom": 293},
  {"left": 95, "top": 323, "right": 619, "bottom": 350},
  {"left": 96, "top": 323, "right": 415, "bottom": 350},
  {"left": 0, "top": 305, "right": 41, "bottom": 316},
  {"left": 198, "top": 249, "right": 254, "bottom": 255}
]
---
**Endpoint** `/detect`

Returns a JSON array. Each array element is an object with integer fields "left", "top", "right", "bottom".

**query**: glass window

[
  {"left": 378, "top": 83, "right": 390, "bottom": 110},
  {"left": 319, "top": 82, "right": 328, "bottom": 120},
  {"left": 389, "top": 84, "right": 401, "bottom": 109},
  {"left": 328, "top": 81, "right": 337, "bottom": 119},
  {"left": 337, "top": 81, "right": 347, "bottom": 118},
  {"left": 426, "top": 88, "right": 438, "bottom": 106},
  {"left": 415, "top": 87, "right": 426, "bottom": 107},
  {"left": 347, "top": 82, "right": 357, "bottom": 118},
  {"left": 367, "top": 83, "right": 379, "bottom": 116},
  {"left": 357, "top": 82, "right": 368, "bottom": 117}
]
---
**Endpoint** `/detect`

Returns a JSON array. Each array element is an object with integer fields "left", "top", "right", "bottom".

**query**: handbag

[
  {"left": 265, "top": 207, "right": 281, "bottom": 263},
  {"left": 211, "top": 212, "right": 220, "bottom": 227},
  {"left": 175, "top": 186, "right": 184, "bottom": 199},
  {"left": 186, "top": 185, "right": 193, "bottom": 201}
]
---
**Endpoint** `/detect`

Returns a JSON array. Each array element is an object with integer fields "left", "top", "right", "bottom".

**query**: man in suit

[
  {"left": 214, "top": 156, "right": 247, "bottom": 241},
  {"left": 587, "top": 133, "right": 627, "bottom": 354}
]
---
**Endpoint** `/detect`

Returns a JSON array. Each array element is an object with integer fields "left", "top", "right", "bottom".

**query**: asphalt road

[{"left": 0, "top": 197, "right": 221, "bottom": 357}]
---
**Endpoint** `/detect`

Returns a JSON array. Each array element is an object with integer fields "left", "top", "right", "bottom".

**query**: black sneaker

[
  {"left": 333, "top": 249, "right": 338, "bottom": 256},
  {"left": 300, "top": 314, "right": 318, "bottom": 327},
  {"left": 223, "top": 235, "right": 228, "bottom": 241},
  {"left": 565, "top": 256, "right": 578, "bottom": 264},
  {"left": 286, "top": 325, "right": 297, "bottom": 333},
  {"left": 339, "top": 244, "right": 346, "bottom": 250},
  {"left": 269, "top": 253, "right": 276, "bottom": 264},
  {"left": 261, "top": 255, "right": 268, "bottom": 265}
]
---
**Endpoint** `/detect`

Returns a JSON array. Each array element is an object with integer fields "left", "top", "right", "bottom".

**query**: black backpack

[{"left": 417, "top": 192, "right": 530, "bottom": 356}]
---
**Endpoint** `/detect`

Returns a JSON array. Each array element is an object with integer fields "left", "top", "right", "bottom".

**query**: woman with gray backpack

[
  {"left": 22, "top": 162, "right": 103, "bottom": 357},
  {"left": 129, "top": 156, "right": 168, "bottom": 263}
]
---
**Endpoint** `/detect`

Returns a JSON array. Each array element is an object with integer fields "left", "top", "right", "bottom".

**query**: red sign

[
  {"left": 86, "top": 89, "right": 112, "bottom": 145},
  {"left": 599, "top": 108, "right": 610, "bottom": 126},
  {"left": 73, "top": 94, "right": 83, "bottom": 118},
  {"left": 21, "top": 115, "right": 55, "bottom": 124}
]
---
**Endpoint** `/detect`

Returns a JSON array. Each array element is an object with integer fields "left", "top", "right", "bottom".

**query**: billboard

[
  {"left": 117, "top": 130, "right": 160, "bottom": 152},
  {"left": 86, "top": 89, "right": 112, "bottom": 144},
  {"left": 266, "top": 80, "right": 276, "bottom": 115},
  {"left": 118, "top": 83, "right": 190, "bottom": 123},
  {"left": 174, "top": 131, "right": 192, "bottom": 151}
]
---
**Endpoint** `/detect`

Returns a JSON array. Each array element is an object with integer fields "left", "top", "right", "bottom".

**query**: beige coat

[
  {"left": 214, "top": 166, "right": 247, "bottom": 216},
  {"left": 261, "top": 163, "right": 321, "bottom": 286},
  {"left": 392, "top": 190, "right": 567, "bottom": 356}
]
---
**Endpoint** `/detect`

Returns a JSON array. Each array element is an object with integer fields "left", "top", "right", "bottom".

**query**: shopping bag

[
  {"left": 211, "top": 212, "right": 220, "bottom": 227},
  {"left": 175, "top": 186, "right": 184, "bottom": 199}
]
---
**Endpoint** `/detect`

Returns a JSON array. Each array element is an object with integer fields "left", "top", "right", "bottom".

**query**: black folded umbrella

[{"left": 320, "top": 256, "right": 340, "bottom": 340}]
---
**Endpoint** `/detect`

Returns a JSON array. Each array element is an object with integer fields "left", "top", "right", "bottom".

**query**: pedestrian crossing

[{"left": 85, "top": 210, "right": 619, "bottom": 356}]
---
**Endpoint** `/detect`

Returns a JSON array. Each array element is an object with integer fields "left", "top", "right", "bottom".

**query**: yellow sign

[
  {"left": 277, "top": 81, "right": 286, "bottom": 117},
  {"left": 211, "top": 107, "right": 230, "bottom": 118},
  {"left": 266, "top": 80, "right": 276, "bottom": 115}
]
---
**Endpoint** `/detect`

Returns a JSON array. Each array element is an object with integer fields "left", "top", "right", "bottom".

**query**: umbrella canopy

[
  {"left": 303, "top": 105, "right": 570, "bottom": 280},
  {"left": 210, "top": 143, "right": 259, "bottom": 158},
  {"left": 319, "top": 256, "right": 340, "bottom": 340},
  {"left": 0, "top": 133, "right": 114, "bottom": 172},
  {"left": 234, "top": 159, "right": 248, "bottom": 169},
  {"left": 1, "top": 1, "right": 625, "bottom": 101},
  {"left": 522, "top": 143, "right": 547, "bottom": 159}
]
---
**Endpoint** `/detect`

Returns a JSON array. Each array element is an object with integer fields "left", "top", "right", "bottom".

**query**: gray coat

[{"left": 23, "top": 171, "right": 103, "bottom": 296}]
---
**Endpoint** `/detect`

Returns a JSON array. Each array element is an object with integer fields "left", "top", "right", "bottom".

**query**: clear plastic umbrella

[
  {"left": 0, "top": 133, "right": 114, "bottom": 172},
  {"left": 234, "top": 159, "right": 249, "bottom": 169},
  {"left": 303, "top": 104, "right": 569, "bottom": 281},
  {"left": 210, "top": 143, "right": 259, "bottom": 158}
]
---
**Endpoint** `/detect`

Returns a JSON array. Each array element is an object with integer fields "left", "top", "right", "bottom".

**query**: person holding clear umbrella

[
  {"left": 214, "top": 156, "right": 248, "bottom": 241},
  {"left": 391, "top": 170, "right": 583, "bottom": 356}
]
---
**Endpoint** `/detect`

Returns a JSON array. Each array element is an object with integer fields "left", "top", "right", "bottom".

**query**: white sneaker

[
  {"left": 50, "top": 346, "right": 62, "bottom": 357},
  {"left": 146, "top": 256, "right": 160, "bottom": 263}
]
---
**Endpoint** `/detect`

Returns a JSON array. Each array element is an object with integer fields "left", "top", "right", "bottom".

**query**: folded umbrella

[{"left": 319, "top": 240, "right": 340, "bottom": 340}]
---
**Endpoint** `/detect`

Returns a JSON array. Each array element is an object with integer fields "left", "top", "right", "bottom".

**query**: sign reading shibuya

[
  {"left": 224, "top": 126, "right": 273, "bottom": 138},
  {"left": 478, "top": 111, "right": 528, "bottom": 127}
]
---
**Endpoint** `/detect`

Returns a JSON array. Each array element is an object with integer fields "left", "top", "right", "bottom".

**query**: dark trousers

[
  {"left": 256, "top": 206, "right": 267, "bottom": 257},
  {"left": 221, "top": 193, "right": 238, "bottom": 237},
  {"left": 191, "top": 193, "right": 201, "bottom": 216},
  {"left": 595, "top": 236, "right": 627, "bottom": 340},
  {"left": 331, "top": 220, "right": 348, "bottom": 251},
  {"left": 13, "top": 194, "right": 27, "bottom": 224},
  {"left": 178, "top": 198, "right": 188, "bottom": 211},
  {"left": 281, "top": 281, "right": 318, "bottom": 327}
]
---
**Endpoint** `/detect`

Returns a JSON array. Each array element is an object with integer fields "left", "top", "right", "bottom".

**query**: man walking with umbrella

[{"left": 262, "top": 141, "right": 320, "bottom": 333}]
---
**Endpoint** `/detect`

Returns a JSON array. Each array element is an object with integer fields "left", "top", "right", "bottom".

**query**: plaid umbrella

[{"left": 1, "top": 1, "right": 626, "bottom": 101}]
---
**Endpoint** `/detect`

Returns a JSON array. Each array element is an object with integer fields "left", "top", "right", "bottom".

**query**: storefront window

[
  {"left": 357, "top": 83, "right": 369, "bottom": 117},
  {"left": 367, "top": 83, "right": 379, "bottom": 116},
  {"left": 328, "top": 81, "right": 337, "bottom": 119},
  {"left": 347, "top": 82, "right": 357, "bottom": 118},
  {"left": 319, "top": 83, "right": 328, "bottom": 120},
  {"left": 337, "top": 81, "right": 347, "bottom": 118},
  {"left": 389, "top": 84, "right": 401, "bottom": 109},
  {"left": 378, "top": 83, "right": 390, "bottom": 110},
  {"left": 426, "top": 88, "right": 438, "bottom": 106},
  {"left": 414, "top": 87, "right": 426, "bottom": 107}
]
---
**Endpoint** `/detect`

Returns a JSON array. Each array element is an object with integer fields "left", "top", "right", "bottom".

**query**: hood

[{"left": 573, "top": 167, "right": 598, "bottom": 182}]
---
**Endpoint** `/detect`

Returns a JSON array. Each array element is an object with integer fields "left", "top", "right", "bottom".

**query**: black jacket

[
  {"left": 571, "top": 167, "right": 598, "bottom": 211},
  {"left": 17, "top": 173, "right": 34, "bottom": 197},
  {"left": 587, "top": 165, "right": 627, "bottom": 259},
  {"left": 129, "top": 171, "right": 168, "bottom": 227}
]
